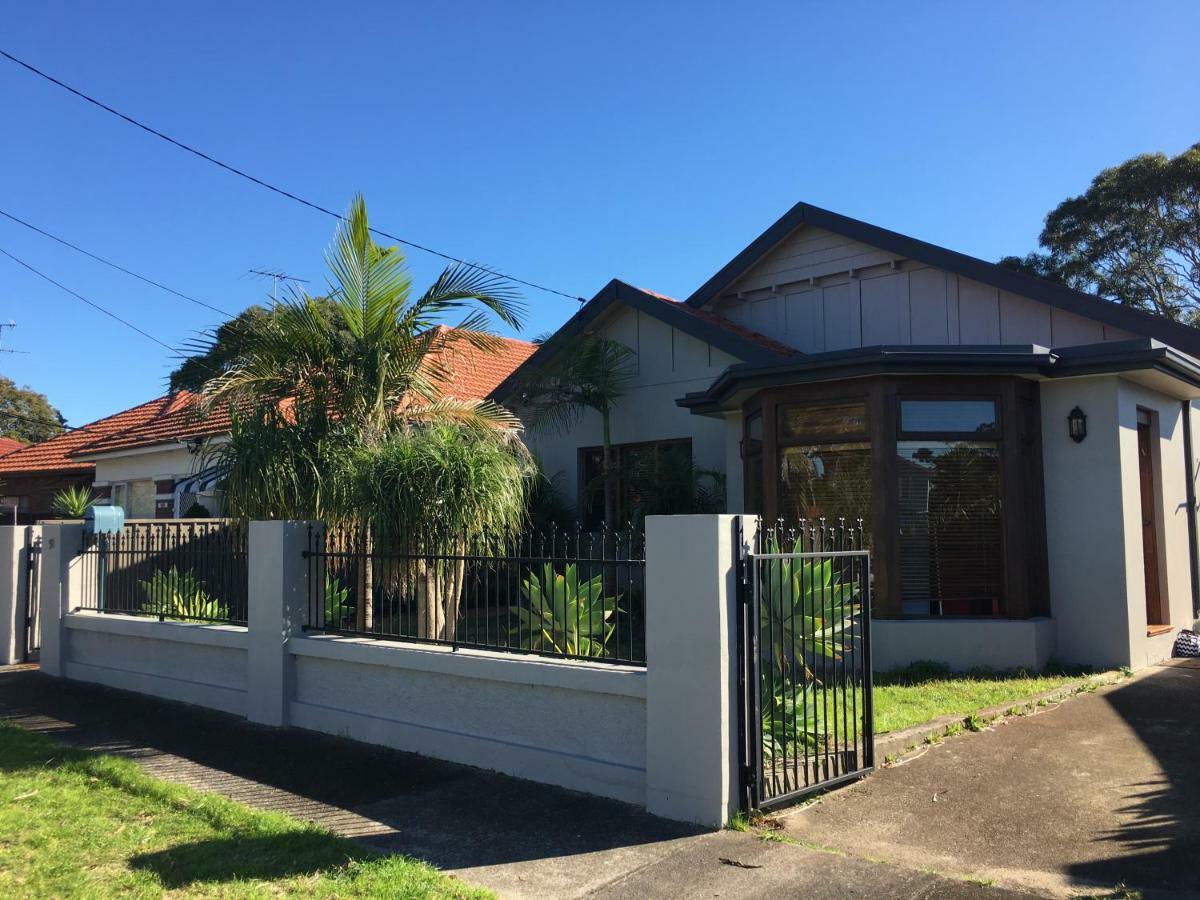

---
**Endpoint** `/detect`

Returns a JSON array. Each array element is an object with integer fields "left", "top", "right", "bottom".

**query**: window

[
  {"left": 775, "top": 401, "right": 872, "bottom": 532},
  {"left": 743, "top": 412, "right": 764, "bottom": 515},
  {"left": 897, "top": 399, "right": 1003, "bottom": 616},
  {"left": 580, "top": 439, "right": 699, "bottom": 527}
]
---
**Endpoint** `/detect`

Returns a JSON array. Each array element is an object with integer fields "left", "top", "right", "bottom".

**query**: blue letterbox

[{"left": 84, "top": 505, "right": 125, "bottom": 534}]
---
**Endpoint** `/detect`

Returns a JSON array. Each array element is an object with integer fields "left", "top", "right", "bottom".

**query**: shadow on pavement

[
  {"left": 0, "top": 667, "right": 701, "bottom": 873},
  {"left": 1066, "top": 662, "right": 1200, "bottom": 893}
]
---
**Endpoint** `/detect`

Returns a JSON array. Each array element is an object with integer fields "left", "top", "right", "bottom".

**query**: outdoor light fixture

[{"left": 1068, "top": 406, "right": 1087, "bottom": 443}]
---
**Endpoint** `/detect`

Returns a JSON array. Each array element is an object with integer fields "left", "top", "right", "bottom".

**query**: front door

[{"left": 1137, "top": 412, "right": 1165, "bottom": 627}]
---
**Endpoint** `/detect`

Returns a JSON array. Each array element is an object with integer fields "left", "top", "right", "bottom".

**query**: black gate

[
  {"left": 21, "top": 528, "right": 41, "bottom": 662},
  {"left": 737, "top": 518, "right": 874, "bottom": 811}
]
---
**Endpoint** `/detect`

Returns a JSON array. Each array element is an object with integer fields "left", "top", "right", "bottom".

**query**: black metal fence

[
  {"left": 739, "top": 517, "right": 873, "bottom": 811},
  {"left": 304, "top": 524, "right": 646, "bottom": 665},
  {"left": 78, "top": 521, "right": 249, "bottom": 625}
]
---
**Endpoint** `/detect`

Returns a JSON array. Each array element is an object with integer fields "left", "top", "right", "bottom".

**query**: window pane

[
  {"left": 778, "top": 442, "right": 872, "bottom": 534},
  {"left": 898, "top": 441, "right": 1002, "bottom": 616},
  {"left": 900, "top": 400, "right": 997, "bottom": 434},
  {"left": 778, "top": 403, "right": 868, "bottom": 441}
]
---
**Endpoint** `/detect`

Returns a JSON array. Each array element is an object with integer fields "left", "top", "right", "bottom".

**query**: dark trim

[
  {"left": 491, "top": 279, "right": 789, "bottom": 402},
  {"left": 684, "top": 201, "right": 1200, "bottom": 358},
  {"left": 678, "top": 339, "right": 1200, "bottom": 416}
]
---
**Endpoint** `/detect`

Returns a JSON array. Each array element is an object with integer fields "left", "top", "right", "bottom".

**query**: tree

[
  {"left": 517, "top": 335, "right": 636, "bottom": 528},
  {"left": 0, "top": 377, "right": 65, "bottom": 443},
  {"left": 198, "top": 194, "right": 534, "bottom": 640},
  {"left": 170, "top": 298, "right": 355, "bottom": 393},
  {"left": 1001, "top": 142, "right": 1200, "bottom": 323}
]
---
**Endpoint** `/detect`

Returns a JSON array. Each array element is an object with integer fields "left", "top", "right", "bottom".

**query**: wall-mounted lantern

[{"left": 1068, "top": 406, "right": 1088, "bottom": 443}]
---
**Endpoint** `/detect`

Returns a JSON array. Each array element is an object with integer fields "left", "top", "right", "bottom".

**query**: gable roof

[
  {"left": 71, "top": 333, "right": 539, "bottom": 459},
  {"left": 0, "top": 436, "right": 24, "bottom": 458},
  {"left": 684, "top": 201, "right": 1200, "bottom": 358},
  {"left": 490, "top": 279, "right": 797, "bottom": 400}
]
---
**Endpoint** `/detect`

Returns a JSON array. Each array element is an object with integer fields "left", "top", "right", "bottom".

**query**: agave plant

[
  {"left": 761, "top": 680, "right": 826, "bottom": 760},
  {"left": 323, "top": 571, "right": 354, "bottom": 630},
  {"left": 758, "top": 538, "right": 861, "bottom": 681},
  {"left": 51, "top": 484, "right": 98, "bottom": 518},
  {"left": 139, "top": 567, "right": 229, "bottom": 623},
  {"left": 513, "top": 563, "right": 620, "bottom": 657}
]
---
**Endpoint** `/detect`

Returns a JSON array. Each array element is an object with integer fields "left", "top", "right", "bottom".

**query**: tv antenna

[
  {"left": 0, "top": 320, "right": 24, "bottom": 354},
  {"left": 248, "top": 269, "right": 309, "bottom": 311}
]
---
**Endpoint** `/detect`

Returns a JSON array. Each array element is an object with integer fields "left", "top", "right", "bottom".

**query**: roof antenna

[{"left": 248, "top": 270, "right": 309, "bottom": 313}]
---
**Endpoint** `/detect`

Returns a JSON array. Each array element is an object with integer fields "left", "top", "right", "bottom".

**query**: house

[
  {"left": 0, "top": 402, "right": 167, "bottom": 523},
  {"left": 69, "top": 333, "right": 539, "bottom": 518},
  {"left": 498, "top": 201, "right": 1200, "bottom": 672},
  {"left": 0, "top": 437, "right": 24, "bottom": 458}
]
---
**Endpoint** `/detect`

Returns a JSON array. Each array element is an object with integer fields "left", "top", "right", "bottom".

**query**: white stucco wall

[
  {"left": 873, "top": 618, "right": 1056, "bottom": 672},
  {"left": 288, "top": 636, "right": 647, "bottom": 804},
  {"left": 1042, "top": 375, "right": 1198, "bottom": 668},
  {"left": 91, "top": 446, "right": 199, "bottom": 484},
  {"left": 523, "top": 304, "right": 742, "bottom": 516},
  {"left": 60, "top": 613, "right": 248, "bottom": 715}
]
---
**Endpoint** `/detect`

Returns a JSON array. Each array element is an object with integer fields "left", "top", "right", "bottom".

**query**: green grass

[
  {"left": 872, "top": 662, "right": 1093, "bottom": 734},
  {"left": 0, "top": 721, "right": 489, "bottom": 899}
]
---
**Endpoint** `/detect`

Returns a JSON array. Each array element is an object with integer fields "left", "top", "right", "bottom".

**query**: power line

[
  {"left": 0, "top": 207, "right": 234, "bottom": 317},
  {"left": 0, "top": 245, "right": 181, "bottom": 354},
  {"left": 0, "top": 48, "right": 588, "bottom": 305}
]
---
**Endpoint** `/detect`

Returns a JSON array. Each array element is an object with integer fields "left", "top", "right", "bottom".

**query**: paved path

[
  {"left": 783, "top": 661, "right": 1200, "bottom": 899},
  {"left": 0, "top": 665, "right": 1031, "bottom": 899}
]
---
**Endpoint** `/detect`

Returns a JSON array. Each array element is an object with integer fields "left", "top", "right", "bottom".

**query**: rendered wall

[
  {"left": 288, "top": 636, "right": 647, "bottom": 804},
  {"left": 522, "top": 304, "right": 741, "bottom": 516},
  {"left": 872, "top": 618, "right": 1055, "bottom": 672},
  {"left": 60, "top": 613, "right": 248, "bottom": 715},
  {"left": 0, "top": 526, "right": 39, "bottom": 663}
]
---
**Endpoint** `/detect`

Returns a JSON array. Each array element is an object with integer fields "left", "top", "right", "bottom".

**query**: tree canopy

[
  {"left": 1000, "top": 142, "right": 1200, "bottom": 324},
  {"left": 0, "top": 376, "right": 65, "bottom": 444}
]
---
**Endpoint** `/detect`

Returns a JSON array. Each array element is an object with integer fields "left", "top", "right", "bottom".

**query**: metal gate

[
  {"left": 21, "top": 528, "right": 42, "bottom": 662},
  {"left": 737, "top": 518, "right": 874, "bottom": 811}
]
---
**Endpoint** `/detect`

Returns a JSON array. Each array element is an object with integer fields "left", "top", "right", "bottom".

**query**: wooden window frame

[
  {"left": 743, "top": 375, "right": 1048, "bottom": 620},
  {"left": 577, "top": 437, "right": 694, "bottom": 527}
]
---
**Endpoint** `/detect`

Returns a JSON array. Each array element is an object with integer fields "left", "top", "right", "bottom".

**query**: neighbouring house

[
  {"left": 66, "top": 332, "right": 539, "bottom": 519},
  {"left": 497, "top": 201, "right": 1200, "bottom": 672},
  {"left": 0, "top": 403, "right": 167, "bottom": 524},
  {"left": 0, "top": 437, "right": 24, "bottom": 458}
]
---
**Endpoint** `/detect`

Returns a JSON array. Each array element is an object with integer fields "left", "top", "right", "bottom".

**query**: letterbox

[{"left": 84, "top": 505, "right": 125, "bottom": 534}]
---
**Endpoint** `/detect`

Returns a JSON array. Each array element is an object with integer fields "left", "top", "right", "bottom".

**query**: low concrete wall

[
  {"left": 288, "top": 635, "right": 647, "bottom": 804},
  {"left": 62, "top": 613, "right": 248, "bottom": 715},
  {"left": 872, "top": 617, "right": 1056, "bottom": 672}
]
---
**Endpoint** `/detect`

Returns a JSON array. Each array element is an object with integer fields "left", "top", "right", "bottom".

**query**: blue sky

[{"left": 2, "top": 1, "right": 1198, "bottom": 426}]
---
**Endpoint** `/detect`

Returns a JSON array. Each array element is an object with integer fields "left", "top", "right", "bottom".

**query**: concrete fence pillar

[
  {"left": 38, "top": 523, "right": 84, "bottom": 677},
  {"left": 246, "top": 521, "right": 317, "bottom": 726},
  {"left": 1, "top": 526, "right": 32, "bottom": 664},
  {"left": 644, "top": 514, "right": 755, "bottom": 827}
]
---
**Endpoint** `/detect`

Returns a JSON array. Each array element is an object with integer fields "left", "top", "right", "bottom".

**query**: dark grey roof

[
  {"left": 677, "top": 338, "right": 1200, "bottom": 414},
  {"left": 684, "top": 201, "right": 1200, "bottom": 358},
  {"left": 490, "top": 279, "right": 794, "bottom": 401}
]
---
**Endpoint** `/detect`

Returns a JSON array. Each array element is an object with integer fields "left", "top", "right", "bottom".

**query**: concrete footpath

[
  {"left": 0, "top": 666, "right": 1033, "bottom": 899},
  {"left": 784, "top": 661, "right": 1200, "bottom": 899}
]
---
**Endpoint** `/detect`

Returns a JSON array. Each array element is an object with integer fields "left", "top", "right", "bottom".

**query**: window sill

[{"left": 1147, "top": 624, "right": 1173, "bottom": 637}]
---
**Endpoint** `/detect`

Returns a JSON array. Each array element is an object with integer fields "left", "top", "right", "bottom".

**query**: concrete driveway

[{"left": 782, "top": 661, "right": 1200, "bottom": 898}]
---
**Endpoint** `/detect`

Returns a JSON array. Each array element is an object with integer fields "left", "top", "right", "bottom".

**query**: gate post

[
  {"left": 246, "top": 521, "right": 316, "bottom": 727},
  {"left": 37, "top": 523, "right": 84, "bottom": 677},
  {"left": 644, "top": 514, "right": 757, "bottom": 827},
  {"left": 0, "top": 527, "right": 26, "bottom": 664}
]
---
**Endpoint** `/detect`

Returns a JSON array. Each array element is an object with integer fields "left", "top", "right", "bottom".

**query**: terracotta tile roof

[
  {"left": 635, "top": 285, "right": 801, "bottom": 358},
  {"left": 0, "top": 437, "right": 25, "bottom": 458},
  {"left": 58, "top": 334, "right": 539, "bottom": 459},
  {"left": 0, "top": 395, "right": 186, "bottom": 476}
]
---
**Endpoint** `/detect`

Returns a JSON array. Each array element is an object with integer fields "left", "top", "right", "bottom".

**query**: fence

[
  {"left": 78, "top": 520, "right": 249, "bottom": 625},
  {"left": 741, "top": 517, "right": 873, "bottom": 810},
  {"left": 304, "top": 523, "right": 646, "bottom": 664}
]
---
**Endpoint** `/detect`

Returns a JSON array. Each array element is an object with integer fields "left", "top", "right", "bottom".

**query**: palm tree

[
  {"left": 518, "top": 335, "right": 636, "bottom": 527},
  {"left": 198, "top": 194, "right": 534, "bottom": 637}
]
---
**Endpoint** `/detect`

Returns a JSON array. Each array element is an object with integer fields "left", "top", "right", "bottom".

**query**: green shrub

[
  {"left": 324, "top": 571, "right": 354, "bottom": 629},
  {"left": 138, "top": 567, "right": 229, "bottom": 623},
  {"left": 513, "top": 562, "right": 620, "bottom": 657},
  {"left": 51, "top": 485, "right": 98, "bottom": 518}
]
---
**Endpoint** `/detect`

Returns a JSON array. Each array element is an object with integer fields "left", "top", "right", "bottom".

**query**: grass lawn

[
  {"left": 872, "top": 662, "right": 1097, "bottom": 734},
  {"left": 0, "top": 722, "right": 488, "bottom": 899}
]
